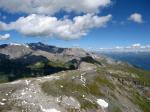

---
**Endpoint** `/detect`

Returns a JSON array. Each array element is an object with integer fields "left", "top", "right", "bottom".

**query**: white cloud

[
  {"left": 131, "top": 43, "right": 141, "bottom": 48},
  {"left": 0, "top": 33, "right": 10, "bottom": 40},
  {"left": 128, "top": 13, "right": 143, "bottom": 23},
  {"left": 98, "top": 43, "right": 150, "bottom": 52},
  {"left": 115, "top": 46, "right": 123, "bottom": 49},
  {"left": 0, "top": 0, "right": 112, "bottom": 40},
  {"left": 0, "top": 0, "right": 111, "bottom": 15},
  {"left": 0, "top": 14, "right": 112, "bottom": 40}
]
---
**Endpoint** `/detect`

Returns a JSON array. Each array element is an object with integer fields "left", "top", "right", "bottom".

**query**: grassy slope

[
  {"left": 0, "top": 56, "right": 150, "bottom": 111},
  {"left": 103, "top": 64, "right": 150, "bottom": 112},
  {"left": 41, "top": 62, "right": 150, "bottom": 112}
]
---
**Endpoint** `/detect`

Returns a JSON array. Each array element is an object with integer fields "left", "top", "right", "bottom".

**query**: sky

[{"left": 0, "top": 0, "right": 150, "bottom": 50}]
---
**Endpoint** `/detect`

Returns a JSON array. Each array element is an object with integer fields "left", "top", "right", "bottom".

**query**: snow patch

[
  {"left": 22, "top": 100, "right": 28, "bottom": 104},
  {"left": 10, "top": 43, "right": 29, "bottom": 48},
  {"left": 82, "top": 95, "right": 85, "bottom": 98},
  {"left": 10, "top": 80, "right": 21, "bottom": 84},
  {"left": 97, "top": 99, "right": 108, "bottom": 108},
  {"left": 2, "top": 99, "right": 7, "bottom": 101},
  {"left": 23, "top": 44, "right": 29, "bottom": 48},
  {"left": 80, "top": 73, "right": 86, "bottom": 84},
  {"left": 25, "top": 80, "right": 30, "bottom": 85},
  {"left": 43, "top": 76, "right": 60, "bottom": 80},
  {"left": 40, "top": 105, "right": 60, "bottom": 112},
  {"left": 21, "top": 90, "right": 26, "bottom": 95},
  {"left": 5, "top": 94, "right": 8, "bottom": 96},
  {"left": 56, "top": 97, "right": 61, "bottom": 103},
  {"left": 21, "top": 92, "right": 26, "bottom": 95},
  {"left": 60, "top": 85, "right": 63, "bottom": 88},
  {"left": 10, "top": 43, "right": 22, "bottom": 46},
  {"left": 0, "top": 102, "right": 5, "bottom": 105}
]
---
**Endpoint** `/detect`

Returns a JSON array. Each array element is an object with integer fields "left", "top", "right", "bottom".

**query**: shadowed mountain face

[
  {"left": 0, "top": 53, "right": 51, "bottom": 81},
  {"left": 29, "top": 42, "right": 65, "bottom": 54},
  {"left": 0, "top": 43, "right": 149, "bottom": 112}
]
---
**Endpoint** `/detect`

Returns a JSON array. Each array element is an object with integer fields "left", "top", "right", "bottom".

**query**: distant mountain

[
  {"left": 96, "top": 52, "right": 150, "bottom": 71},
  {"left": 0, "top": 43, "right": 149, "bottom": 112}
]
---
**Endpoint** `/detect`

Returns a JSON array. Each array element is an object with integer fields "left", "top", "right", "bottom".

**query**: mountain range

[
  {"left": 96, "top": 52, "right": 150, "bottom": 71},
  {"left": 0, "top": 43, "right": 149, "bottom": 112}
]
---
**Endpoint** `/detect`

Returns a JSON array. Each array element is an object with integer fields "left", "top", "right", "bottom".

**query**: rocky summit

[{"left": 0, "top": 43, "right": 150, "bottom": 112}]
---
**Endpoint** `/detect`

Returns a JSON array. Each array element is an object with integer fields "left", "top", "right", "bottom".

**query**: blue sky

[{"left": 0, "top": 0, "right": 150, "bottom": 49}]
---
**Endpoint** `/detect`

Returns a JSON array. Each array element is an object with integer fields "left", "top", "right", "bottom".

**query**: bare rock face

[
  {"left": 0, "top": 44, "right": 32, "bottom": 59},
  {"left": 62, "top": 48, "right": 89, "bottom": 57},
  {"left": 0, "top": 42, "right": 91, "bottom": 61}
]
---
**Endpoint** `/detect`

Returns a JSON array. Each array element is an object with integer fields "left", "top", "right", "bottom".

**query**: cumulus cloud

[
  {"left": 0, "top": 33, "right": 10, "bottom": 40},
  {"left": 131, "top": 43, "right": 141, "bottom": 48},
  {"left": 98, "top": 43, "right": 150, "bottom": 52},
  {"left": 0, "top": 14, "right": 112, "bottom": 39},
  {"left": 128, "top": 13, "right": 143, "bottom": 23},
  {"left": 0, "top": 0, "right": 112, "bottom": 40},
  {"left": 0, "top": 0, "right": 111, "bottom": 15},
  {"left": 117, "top": 43, "right": 146, "bottom": 49}
]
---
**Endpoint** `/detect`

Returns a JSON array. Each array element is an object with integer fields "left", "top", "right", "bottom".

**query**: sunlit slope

[{"left": 0, "top": 57, "right": 149, "bottom": 112}]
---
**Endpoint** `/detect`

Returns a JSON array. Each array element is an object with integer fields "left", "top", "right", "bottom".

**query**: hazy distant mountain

[
  {"left": 96, "top": 52, "right": 150, "bottom": 71},
  {"left": 95, "top": 44, "right": 150, "bottom": 70},
  {"left": 0, "top": 43, "right": 149, "bottom": 112}
]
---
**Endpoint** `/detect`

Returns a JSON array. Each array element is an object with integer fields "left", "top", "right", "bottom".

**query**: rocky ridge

[{"left": 0, "top": 43, "right": 149, "bottom": 112}]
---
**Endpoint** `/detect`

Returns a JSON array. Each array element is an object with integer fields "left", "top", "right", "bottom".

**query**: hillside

[{"left": 0, "top": 43, "right": 149, "bottom": 112}]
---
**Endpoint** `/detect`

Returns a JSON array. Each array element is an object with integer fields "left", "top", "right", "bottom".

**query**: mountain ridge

[{"left": 0, "top": 43, "right": 149, "bottom": 112}]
